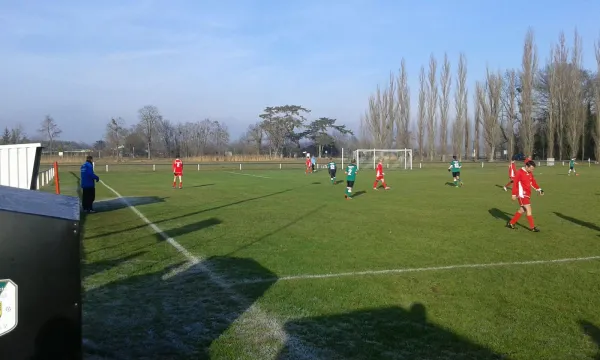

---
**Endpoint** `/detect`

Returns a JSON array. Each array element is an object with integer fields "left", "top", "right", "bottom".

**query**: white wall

[{"left": 0, "top": 143, "right": 43, "bottom": 189}]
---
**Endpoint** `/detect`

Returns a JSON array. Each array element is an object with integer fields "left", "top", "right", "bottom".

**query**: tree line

[
  {"left": 361, "top": 28, "right": 600, "bottom": 161},
  {"left": 2, "top": 105, "right": 357, "bottom": 159}
]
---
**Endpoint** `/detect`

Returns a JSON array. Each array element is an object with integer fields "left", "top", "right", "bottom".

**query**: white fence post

[
  {"left": 279, "top": 163, "right": 282, "bottom": 169},
  {"left": 239, "top": 163, "right": 242, "bottom": 171},
  {"left": 106, "top": 164, "right": 109, "bottom": 172},
  {"left": 197, "top": 164, "right": 200, "bottom": 171},
  {"left": 153, "top": 164, "right": 156, "bottom": 171},
  {"left": 341, "top": 148, "right": 344, "bottom": 168},
  {"left": 481, "top": 162, "right": 484, "bottom": 168}
]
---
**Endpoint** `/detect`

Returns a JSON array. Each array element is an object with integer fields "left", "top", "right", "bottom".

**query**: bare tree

[
  {"left": 453, "top": 53, "right": 467, "bottom": 159},
  {"left": 473, "top": 88, "right": 481, "bottom": 160},
  {"left": 478, "top": 69, "right": 503, "bottom": 161},
  {"left": 595, "top": 36, "right": 600, "bottom": 162},
  {"left": 38, "top": 115, "right": 62, "bottom": 153},
  {"left": 417, "top": 66, "right": 427, "bottom": 161},
  {"left": 439, "top": 53, "right": 451, "bottom": 159},
  {"left": 246, "top": 122, "right": 263, "bottom": 155},
  {"left": 396, "top": 58, "right": 411, "bottom": 148},
  {"left": 137, "top": 105, "right": 161, "bottom": 159},
  {"left": 520, "top": 28, "right": 538, "bottom": 157},
  {"left": 565, "top": 30, "right": 584, "bottom": 158},
  {"left": 426, "top": 54, "right": 438, "bottom": 160},
  {"left": 10, "top": 124, "right": 27, "bottom": 144},
  {"left": 544, "top": 48, "right": 559, "bottom": 159},
  {"left": 502, "top": 70, "right": 518, "bottom": 159},
  {"left": 105, "top": 117, "right": 127, "bottom": 159},
  {"left": 361, "top": 74, "right": 395, "bottom": 148}
]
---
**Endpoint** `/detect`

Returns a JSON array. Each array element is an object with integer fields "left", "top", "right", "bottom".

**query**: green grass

[{"left": 55, "top": 163, "right": 600, "bottom": 359}]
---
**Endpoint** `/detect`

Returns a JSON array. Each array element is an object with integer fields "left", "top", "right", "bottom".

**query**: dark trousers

[{"left": 82, "top": 187, "right": 96, "bottom": 211}]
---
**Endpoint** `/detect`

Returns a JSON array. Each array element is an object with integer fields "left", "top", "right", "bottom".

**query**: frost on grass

[{"left": 83, "top": 256, "right": 278, "bottom": 359}]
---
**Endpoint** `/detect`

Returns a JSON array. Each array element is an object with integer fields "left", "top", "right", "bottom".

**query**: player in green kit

[
  {"left": 568, "top": 158, "right": 577, "bottom": 176},
  {"left": 344, "top": 160, "right": 358, "bottom": 199},
  {"left": 447, "top": 155, "right": 463, "bottom": 187},
  {"left": 326, "top": 158, "right": 337, "bottom": 184}
]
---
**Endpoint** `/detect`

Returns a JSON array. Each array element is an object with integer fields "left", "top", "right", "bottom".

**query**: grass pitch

[{"left": 55, "top": 162, "right": 600, "bottom": 359}]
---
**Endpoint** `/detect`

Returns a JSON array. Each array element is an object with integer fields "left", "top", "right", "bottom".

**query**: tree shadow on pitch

[
  {"left": 579, "top": 320, "right": 600, "bottom": 360},
  {"left": 82, "top": 256, "right": 277, "bottom": 359},
  {"left": 277, "top": 303, "right": 508, "bottom": 359},
  {"left": 87, "top": 187, "right": 295, "bottom": 240},
  {"left": 554, "top": 212, "right": 600, "bottom": 235},
  {"left": 153, "top": 217, "right": 222, "bottom": 242}
]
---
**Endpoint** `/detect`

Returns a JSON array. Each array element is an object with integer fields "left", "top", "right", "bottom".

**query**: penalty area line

[
  {"left": 231, "top": 255, "right": 600, "bottom": 285},
  {"left": 225, "top": 171, "right": 271, "bottom": 179}
]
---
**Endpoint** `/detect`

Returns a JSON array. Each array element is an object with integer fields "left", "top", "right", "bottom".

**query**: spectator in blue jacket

[{"left": 80, "top": 155, "right": 100, "bottom": 213}]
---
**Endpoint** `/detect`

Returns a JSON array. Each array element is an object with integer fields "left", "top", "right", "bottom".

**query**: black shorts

[
  {"left": 329, "top": 169, "right": 336, "bottom": 177},
  {"left": 452, "top": 172, "right": 460, "bottom": 177},
  {"left": 346, "top": 180, "right": 355, "bottom": 187},
  {"left": 569, "top": 167, "right": 574, "bottom": 170}
]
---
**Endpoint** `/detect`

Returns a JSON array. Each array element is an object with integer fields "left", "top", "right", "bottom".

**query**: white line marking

[
  {"left": 99, "top": 180, "right": 322, "bottom": 360},
  {"left": 225, "top": 171, "right": 271, "bottom": 179},
  {"left": 230, "top": 255, "right": 600, "bottom": 285}
]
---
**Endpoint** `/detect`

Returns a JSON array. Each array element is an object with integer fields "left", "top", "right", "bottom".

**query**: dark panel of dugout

[{"left": 0, "top": 185, "right": 82, "bottom": 360}]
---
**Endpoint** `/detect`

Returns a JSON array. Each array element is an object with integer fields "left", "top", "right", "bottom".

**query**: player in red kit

[
  {"left": 503, "top": 160, "right": 517, "bottom": 191},
  {"left": 172, "top": 155, "right": 183, "bottom": 189},
  {"left": 507, "top": 160, "right": 543, "bottom": 232},
  {"left": 305, "top": 156, "right": 312, "bottom": 175},
  {"left": 373, "top": 159, "right": 390, "bottom": 190}
]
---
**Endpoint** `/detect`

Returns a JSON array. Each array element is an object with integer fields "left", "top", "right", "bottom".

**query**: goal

[{"left": 355, "top": 149, "right": 413, "bottom": 170}]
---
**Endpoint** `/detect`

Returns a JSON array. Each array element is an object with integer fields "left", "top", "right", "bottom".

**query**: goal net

[{"left": 355, "top": 149, "right": 413, "bottom": 170}]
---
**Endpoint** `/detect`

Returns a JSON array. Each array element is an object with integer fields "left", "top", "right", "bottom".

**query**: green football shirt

[
  {"left": 327, "top": 161, "right": 337, "bottom": 170},
  {"left": 449, "top": 160, "right": 462, "bottom": 172},
  {"left": 569, "top": 160, "right": 575, "bottom": 168},
  {"left": 345, "top": 164, "right": 358, "bottom": 180}
]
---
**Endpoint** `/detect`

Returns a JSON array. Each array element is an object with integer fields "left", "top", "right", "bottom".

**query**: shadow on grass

[
  {"left": 94, "top": 196, "right": 168, "bottom": 212},
  {"left": 335, "top": 180, "right": 344, "bottom": 185},
  {"left": 495, "top": 184, "right": 508, "bottom": 190},
  {"left": 488, "top": 208, "right": 526, "bottom": 229},
  {"left": 554, "top": 212, "right": 600, "bottom": 233},
  {"left": 353, "top": 190, "right": 366, "bottom": 198},
  {"left": 155, "top": 217, "right": 222, "bottom": 242},
  {"left": 87, "top": 187, "right": 295, "bottom": 240},
  {"left": 277, "top": 303, "right": 508, "bottom": 359},
  {"left": 311, "top": 181, "right": 321, "bottom": 185},
  {"left": 188, "top": 183, "right": 215, "bottom": 188},
  {"left": 225, "top": 205, "right": 326, "bottom": 256},
  {"left": 580, "top": 320, "right": 600, "bottom": 360},
  {"left": 83, "top": 256, "right": 277, "bottom": 359},
  {"left": 445, "top": 182, "right": 456, "bottom": 186},
  {"left": 83, "top": 251, "right": 150, "bottom": 278}
]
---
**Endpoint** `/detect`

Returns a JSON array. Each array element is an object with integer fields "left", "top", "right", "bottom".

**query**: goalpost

[{"left": 355, "top": 149, "right": 413, "bottom": 170}]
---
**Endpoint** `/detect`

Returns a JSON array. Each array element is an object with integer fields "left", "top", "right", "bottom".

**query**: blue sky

[{"left": 0, "top": 0, "right": 599, "bottom": 144}]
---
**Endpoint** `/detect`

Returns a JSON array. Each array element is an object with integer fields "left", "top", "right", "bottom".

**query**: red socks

[
  {"left": 510, "top": 212, "right": 522, "bottom": 225},
  {"left": 527, "top": 215, "right": 534, "bottom": 228},
  {"left": 373, "top": 181, "right": 388, "bottom": 188},
  {"left": 510, "top": 212, "right": 535, "bottom": 229}
]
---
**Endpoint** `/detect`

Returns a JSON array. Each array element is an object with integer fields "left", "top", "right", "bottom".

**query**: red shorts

[
  {"left": 518, "top": 197, "right": 531, "bottom": 206},
  {"left": 174, "top": 172, "right": 182, "bottom": 176},
  {"left": 376, "top": 175, "right": 384, "bottom": 181}
]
